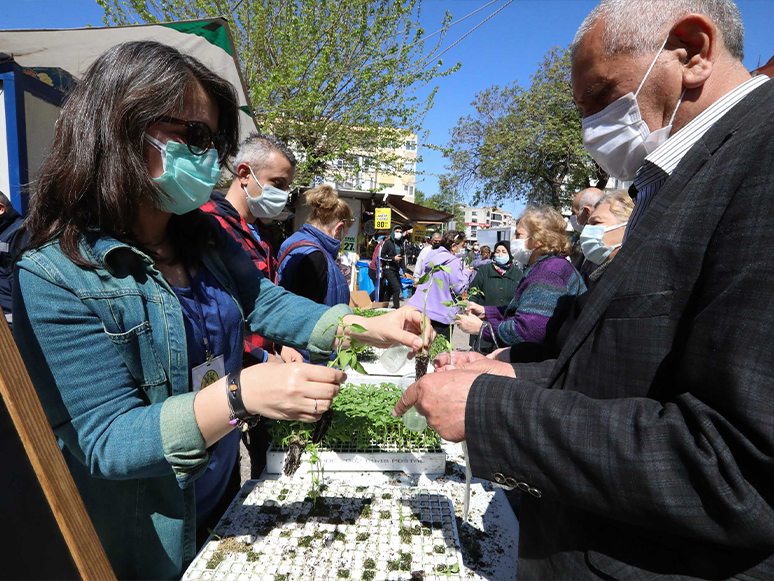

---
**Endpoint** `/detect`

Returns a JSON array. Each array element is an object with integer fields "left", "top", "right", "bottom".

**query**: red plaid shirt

[{"left": 202, "top": 192, "right": 278, "bottom": 362}]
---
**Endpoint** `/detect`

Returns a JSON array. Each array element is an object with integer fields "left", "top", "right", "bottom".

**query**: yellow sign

[
  {"left": 375, "top": 208, "right": 392, "bottom": 230},
  {"left": 413, "top": 224, "right": 426, "bottom": 243}
]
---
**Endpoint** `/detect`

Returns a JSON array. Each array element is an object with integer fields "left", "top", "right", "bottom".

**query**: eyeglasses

[{"left": 155, "top": 116, "right": 231, "bottom": 162}]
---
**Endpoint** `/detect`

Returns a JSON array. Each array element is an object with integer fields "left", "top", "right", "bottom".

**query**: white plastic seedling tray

[
  {"left": 266, "top": 446, "right": 446, "bottom": 475},
  {"left": 184, "top": 480, "right": 465, "bottom": 581}
]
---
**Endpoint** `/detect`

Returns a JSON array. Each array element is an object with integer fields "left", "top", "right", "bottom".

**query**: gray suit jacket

[{"left": 466, "top": 79, "right": 774, "bottom": 580}]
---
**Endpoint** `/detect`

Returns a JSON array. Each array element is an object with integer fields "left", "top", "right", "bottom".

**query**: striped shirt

[{"left": 624, "top": 75, "right": 770, "bottom": 241}]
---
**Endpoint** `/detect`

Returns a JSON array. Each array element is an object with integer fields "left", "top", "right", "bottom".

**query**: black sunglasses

[{"left": 156, "top": 116, "right": 231, "bottom": 162}]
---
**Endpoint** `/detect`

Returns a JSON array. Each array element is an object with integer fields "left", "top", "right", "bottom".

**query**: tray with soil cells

[
  {"left": 183, "top": 480, "right": 464, "bottom": 581},
  {"left": 266, "top": 383, "right": 445, "bottom": 476}
]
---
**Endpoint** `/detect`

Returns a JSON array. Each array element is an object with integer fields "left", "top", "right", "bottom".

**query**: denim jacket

[{"left": 13, "top": 228, "right": 351, "bottom": 580}]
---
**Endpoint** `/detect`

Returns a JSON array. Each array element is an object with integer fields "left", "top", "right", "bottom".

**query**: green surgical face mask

[{"left": 145, "top": 134, "right": 221, "bottom": 215}]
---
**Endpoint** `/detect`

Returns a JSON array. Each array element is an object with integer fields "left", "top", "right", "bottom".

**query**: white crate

[{"left": 266, "top": 446, "right": 446, "bottom": 475}]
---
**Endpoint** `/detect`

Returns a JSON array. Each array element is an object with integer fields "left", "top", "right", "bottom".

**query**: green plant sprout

[
  {"left": 284, "top": 317, "right": 370, "bottom": 476},
  {"left": 440, "top": 286, "right": 484, "bottom": 358},
  {"left": 414, "top": 261, "right": 451, "bottom": 378},
  {"left": 326, "top": 316, "right": 370, "bottom": 375},
  {"left": 305, "top": 442, "right": 325, "bottom": 507}
]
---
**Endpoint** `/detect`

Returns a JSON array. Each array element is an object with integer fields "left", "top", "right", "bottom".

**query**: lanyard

[{"left": 184, "top": 265, "right": 214, "bottom": 364}]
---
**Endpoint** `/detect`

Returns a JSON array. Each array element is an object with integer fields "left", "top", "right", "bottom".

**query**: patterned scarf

[{"left": 492, "top": 260, "right": 511, "bottom": 276}]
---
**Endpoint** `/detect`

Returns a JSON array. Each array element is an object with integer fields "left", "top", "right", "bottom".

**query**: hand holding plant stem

[
  {"left": 335, "top": 309, "right": 435, "bottom": 354},
  {"left": 414, "top": 262, "right": 451, "bottom": 378}
]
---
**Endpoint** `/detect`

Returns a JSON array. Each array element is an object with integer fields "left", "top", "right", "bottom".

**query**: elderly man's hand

[
  {"left": 453, "top": 359, "right": 516, "bottom": 378},
  {"left": 433, "top": 350, "right": 486, "bottom": 371},
  {"left": 393, "top": 371, "right": 481, "bottom": 442},
  {"left": 487, "top": 347, "right": 511, "bottom": 361}
]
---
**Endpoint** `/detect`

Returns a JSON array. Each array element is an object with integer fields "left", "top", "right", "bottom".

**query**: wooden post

[{"left": 0, "top": 314, "right": 115, "bottom": 580}]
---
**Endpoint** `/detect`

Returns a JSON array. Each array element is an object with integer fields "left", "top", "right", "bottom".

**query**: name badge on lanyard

[
  {"left": 186, "top": 266, "right": 226, "bottom": 391},
  {"left": 192, "top": 353, "right": 225, "bottom": 392}
]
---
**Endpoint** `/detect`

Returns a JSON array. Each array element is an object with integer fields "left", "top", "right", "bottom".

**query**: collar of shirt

[{"left": 633, "top": 75, "right": 770, "bottom": 191}]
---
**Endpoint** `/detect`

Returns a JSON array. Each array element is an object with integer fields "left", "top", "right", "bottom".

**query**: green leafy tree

[
  {"left": 446, "top": 46, "right": 607, "bottom": 209},
  {"left": 98, "top": 0, "right": 460, "bottom": 186}
]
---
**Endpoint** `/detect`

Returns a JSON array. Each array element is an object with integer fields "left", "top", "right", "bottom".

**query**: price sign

[
  {"left": 413, "top": 224, "right": 426, "bottom": 243},
  {"left": 375, "top": 208, "right": 391, "bottom": 230},
  {"left": 342, "top": 236, "right": 357, "bottom": 253}
]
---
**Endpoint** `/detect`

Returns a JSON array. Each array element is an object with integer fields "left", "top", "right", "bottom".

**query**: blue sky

[{"left": 2, "top": 0, "right": 772, "bottom": 217}]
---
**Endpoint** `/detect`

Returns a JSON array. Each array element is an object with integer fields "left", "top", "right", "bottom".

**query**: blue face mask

[
  {"left": 580, "top": 222, "right": 627, "bottom": 265},
  {"left": 493, "top": 255, "right": 510, "bottom": 265},
  {"left": 244, "top": 166, "right": 289, "bottom": 219},
  {"left": 145, "top": 134, "right": 221, "bottom": 215}
]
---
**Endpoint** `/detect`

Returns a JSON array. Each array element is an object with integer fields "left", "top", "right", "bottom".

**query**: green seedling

[
  {"left": 441, "top": 287, "right": 484, "bottom": 358},
  {"left": 414, "top": 262, "right": 452, "bottom": 378},
  {"left": 326, "top": 317, "right": 370, "bottom": 375},
  {"left": 268, "top": 383, "right": 442, "bottom": 454},
  {"left": 305, "top": 442, "right": 325, "bottom": 507},
  {"left": 284, "top": 318, "right": 371, "bottom": 476}
]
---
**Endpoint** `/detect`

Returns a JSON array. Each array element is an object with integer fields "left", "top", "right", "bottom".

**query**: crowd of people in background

[{"left": 3, "top": 1, "right": 774, "bottom": 580}]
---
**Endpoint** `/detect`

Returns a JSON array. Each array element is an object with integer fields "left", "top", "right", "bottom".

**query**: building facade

[
  {"left": 462, "top": 205, "right": 514, "bottom": 240},
  {"left": 325, "top": 134, "right": 418, "bottom": 202}
]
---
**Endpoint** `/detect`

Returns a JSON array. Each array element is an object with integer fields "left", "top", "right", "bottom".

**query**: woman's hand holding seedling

[
  {"left": 456, "top": 313, "right": 484, "bottom": 335},
  {"left": 339, "top": 307, "right": 435, "bottom": 354},
  {"left": 241, "top": 362, "right": 345, "bottom": 423},
  {"left": 466, "top": 302, "right": 485, "bottom": 318}
]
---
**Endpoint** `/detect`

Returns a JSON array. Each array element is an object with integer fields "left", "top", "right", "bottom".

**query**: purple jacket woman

[{"left": 407, "top": 231, "right": 469, "bottom": 338}]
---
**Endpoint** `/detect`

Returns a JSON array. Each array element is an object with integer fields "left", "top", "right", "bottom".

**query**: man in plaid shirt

[
  {"left": 203, "top": 133, "right": 303, "bottom": 476},
  {"left": 203, "top": 133, "right": 303, "bottom": 366}
]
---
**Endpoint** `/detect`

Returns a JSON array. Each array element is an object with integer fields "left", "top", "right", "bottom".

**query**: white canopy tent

[
  {"left": 0, "top": 18, "right": 257, "bottom": 211},
  {"left": 0, "top": 17, "right": 257, "bottom": 139}
]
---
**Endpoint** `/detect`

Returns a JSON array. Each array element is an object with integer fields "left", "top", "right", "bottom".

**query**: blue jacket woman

[
  {"left": 276, "top": 185, "right": 353, "bottom": 307},
  {"left": 13, "top": 41, "right": 429, "bottom": 580}
]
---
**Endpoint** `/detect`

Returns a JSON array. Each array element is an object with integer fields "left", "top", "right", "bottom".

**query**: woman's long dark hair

[{"left": 25, "top": 41, "right": 240, "bottom": 266}]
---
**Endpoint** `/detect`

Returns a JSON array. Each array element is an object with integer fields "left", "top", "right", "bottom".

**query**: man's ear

[
  {"left": 236, "top": 163, "right": 252, "bottom": 186},
  {"left": 669, "top": 13, "right": 716, "bottom": 89},
  {"left": 0, "top": 202, "right": 6, "bottom": 216}
]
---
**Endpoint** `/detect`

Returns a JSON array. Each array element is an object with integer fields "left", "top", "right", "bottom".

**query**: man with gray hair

[
  {"left": 394, "top": 1, "right": 774, "bottom": 579},
  {"left": 570, "top": 187, "right": 604, "bottom": 232},
  {"left": 202, "top": 133, "right": 302, "bottom": 477},
  {"left": 569, "top": 187, "right": 604, "bottom": 277}
]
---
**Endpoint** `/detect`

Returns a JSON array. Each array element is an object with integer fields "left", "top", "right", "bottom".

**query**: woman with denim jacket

[{"left": 12, "top": 41, "right": 432, "bottom": 581}]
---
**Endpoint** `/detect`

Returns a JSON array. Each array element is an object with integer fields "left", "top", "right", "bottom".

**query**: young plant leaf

[
  {"left": 339, "top": 350, "right": 352, "bottom": 371},
  {"left": 353, "top": 361, "right": 367, "bottom": 375},
  {"left": 440, "top": 300, "right": 455, "bottom": 307},
  {"left": 434, "top": 279, "right": 445, "bottom": 290},
  {"left": 417, "top": 273, "right": 431, "bottom": 285},
  {"left": 348, "top": 323, "right": 367, "bottom": 334},
  {"left": 438, "top": 265, "right": 452, "bottom": 273}
]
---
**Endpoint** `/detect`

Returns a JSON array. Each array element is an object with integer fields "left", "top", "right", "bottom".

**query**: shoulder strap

[{"left": 277, "top": 240, "right": 325, "bottom": 269}]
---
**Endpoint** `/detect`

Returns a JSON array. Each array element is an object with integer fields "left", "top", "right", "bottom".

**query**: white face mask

[
  {"left": 580, "top": 222, "right": 628, "bottom": 265},
  {"left": 243, "top": 166, "right": 289, "bottom": 219},
  {"left": 394, "top": 232, "right": 403, "bottom": 241},
  {"left": 569, "top": 214, "right": 583, "bottom": 233},
  {"left": 510, "top": 238, "right": 533, "bottom": 266},
  {"left": 582, "top": 37, "right": 685, "bottom": 181}
]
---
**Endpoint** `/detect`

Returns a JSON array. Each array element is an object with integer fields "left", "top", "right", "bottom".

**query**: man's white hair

[
  {"left": 571, "top": 0, "right": 744, "bottom": 61},
  {"left": 578, "top": 188, "right": 604, "bottom": 210}
]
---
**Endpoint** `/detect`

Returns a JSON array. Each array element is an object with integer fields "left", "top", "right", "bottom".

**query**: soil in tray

[{"left": 186, "top": 481, "right": 463, "bottom": 581}]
